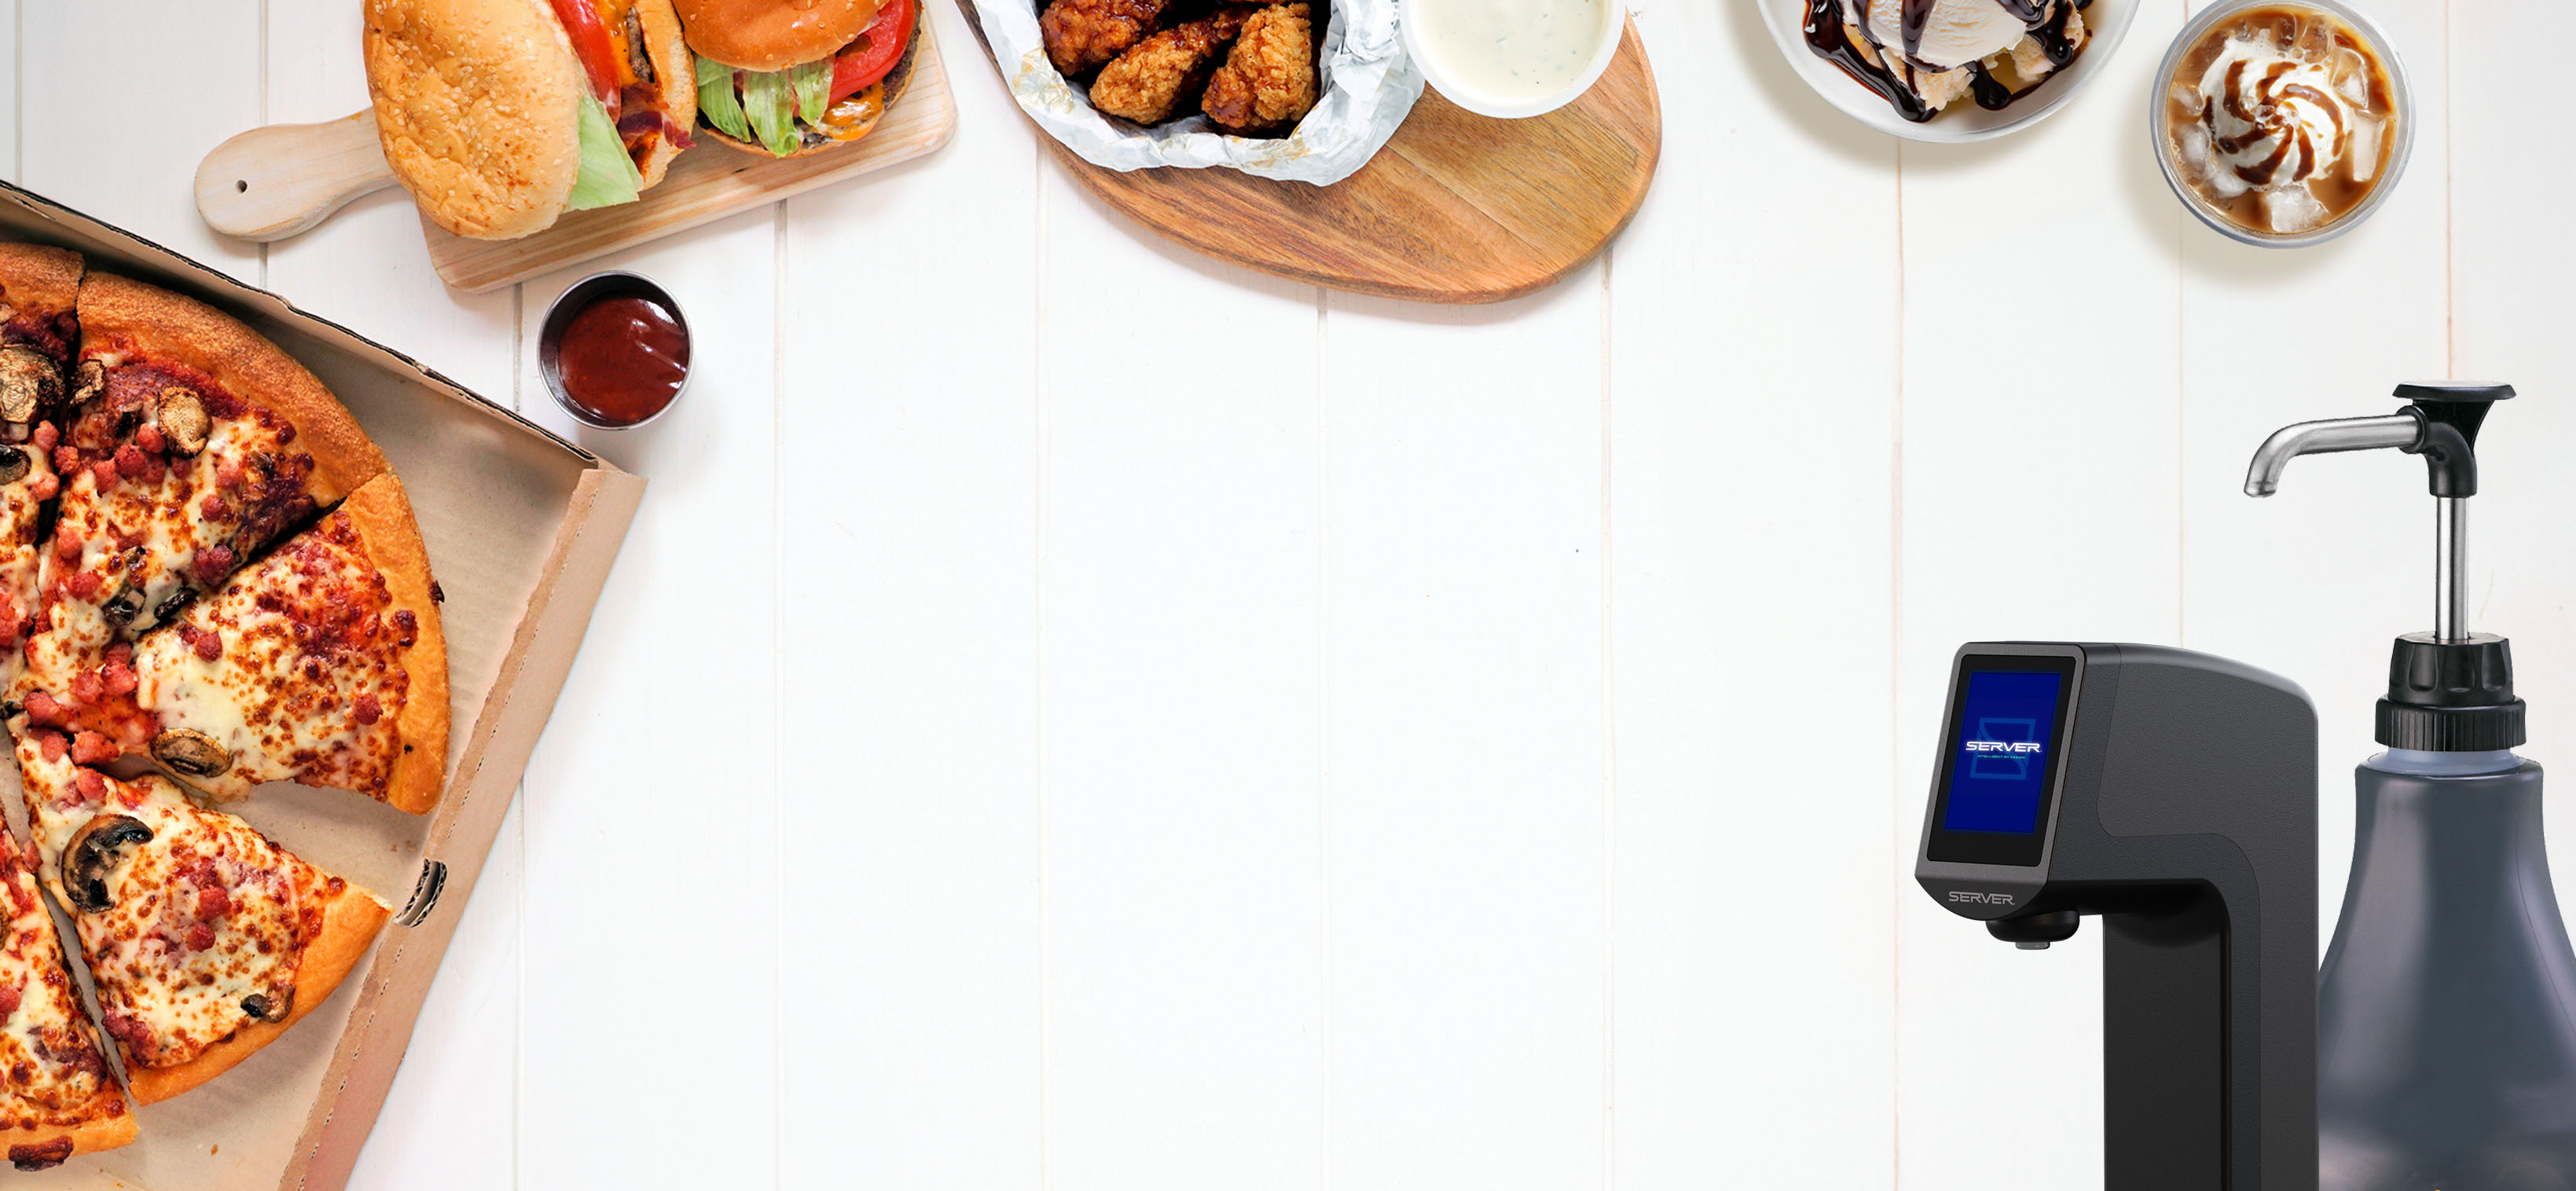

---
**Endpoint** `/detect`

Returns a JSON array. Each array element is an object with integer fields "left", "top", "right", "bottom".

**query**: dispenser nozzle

[
  {"left": 2245, "top": 383, "right": 2517, "bottom": 644},
  {"left": 2242, "top": 412, "right": 2423, "bottom": 497}
]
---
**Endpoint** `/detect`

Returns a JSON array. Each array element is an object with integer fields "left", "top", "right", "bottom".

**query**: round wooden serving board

[{"left": 957, "top": 0, "right": 1661, "bottom": 303}]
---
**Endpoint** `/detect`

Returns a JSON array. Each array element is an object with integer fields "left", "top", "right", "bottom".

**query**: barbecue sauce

[{"left": 553, "top": 295, "right": 688, "bottom": 427}]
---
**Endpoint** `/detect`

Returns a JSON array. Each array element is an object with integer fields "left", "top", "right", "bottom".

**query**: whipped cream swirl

[{"left": 2194, "top": 37, "right": 2355, "bottom": 197}]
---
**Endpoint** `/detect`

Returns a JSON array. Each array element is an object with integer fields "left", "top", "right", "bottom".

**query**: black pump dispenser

[
  {"left": 1910, "top": 383, "right": 2576, "bottom": 1190},
  {"left": 2247, "top": 380, "right": 2576, "bottom": 1190}
]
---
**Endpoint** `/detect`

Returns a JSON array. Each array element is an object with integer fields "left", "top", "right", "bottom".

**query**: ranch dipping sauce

[{"left": 1407, "top": 0, "right": 1616, "bottom": 112}]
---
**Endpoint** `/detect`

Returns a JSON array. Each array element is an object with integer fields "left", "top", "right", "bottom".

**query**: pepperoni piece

[
  {"left": 0, "top": 980, "right": 22, "bottom": 1021},
  {"left": 67, "top": 669, "right": 101, "bottom": 703},
  {"left": 354, "top": 694, "right": 383, "bottom": 726},
  {"left": 194, "top": 631, "right": 223, "bottom": 662},
  {"left": 24, "top": 695, "right": 63, "bottom": 737},
  {"left": 28, "top": 727, "right": 64, "bottom": 761},
  {"left": 49, "top": 446, "right": 74, "bottom": 475},
  {"left": 99, "top": 662, "right": 136, "bottom": 698},
  {"left": 26, "top": 471, "right": 55, "bottom": 501},
  {"left": 50, "top": 526, "right": 78, "bottom": 564},
  {"left": 185, "top": 923, "right": 215, "bottom": 952},
  {"left": 31, "top": 422, "right": 57, "bottom": 453},
  {"left": 72, "top": 769, "right": 104, "bottom": 803},
  {"left": 68, "top": 733, "right": 115, "bottom": 766},
  {"left": 190, "top": 544, "right": 235, "bottom": 586},
  {"left": 112, "top": 444, "right": 146, "bottom": 478},
  {"left": 62, "top": 571, "right": 99, "bottom": 601},
  {"left": 196, "top": 885, "right": 231, "bottom": 920},
  {"left": 215, "top": 460, "right": 244, "bottom": 489},
  {"left": 133, "top": 424, "right": 163, "bottom": 454},
  {"left": 200, "top": 493, "right": 233, "bottom": 522}
]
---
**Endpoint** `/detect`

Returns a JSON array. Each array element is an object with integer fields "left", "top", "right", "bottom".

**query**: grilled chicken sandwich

[
  {"left": 363, "top": 0, "right": 698, "bottom": 240},
  {"left": 677, "top": 0, "right": 919, "bottom": 157}
]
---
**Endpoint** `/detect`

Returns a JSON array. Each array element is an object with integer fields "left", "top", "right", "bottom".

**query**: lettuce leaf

[
  {"left": 696, "top": 55, "right": 749, "bottom": 140},
  {"left": 564, "top": 91, "right": 643, "bottom": 211},
  {"left": 741, "top": 68, "right": 802, "bottom": 156},
  {"left": 791, "top": 59, "right": 834, "bottom": 126}
]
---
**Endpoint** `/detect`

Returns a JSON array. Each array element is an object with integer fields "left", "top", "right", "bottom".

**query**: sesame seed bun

[
  {"left": 675, "top": 0, "right": 885, "bottom": 71},
  {"left": 362, "top": 0, "right": 584, "bottom": 240}
]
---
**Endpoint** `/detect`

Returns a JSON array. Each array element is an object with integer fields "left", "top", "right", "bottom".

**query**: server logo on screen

[
  {"left": 1939, "top": 669, "right": 2067, "bottom": 837},
  {"left": 1964, "top": 722, "right": 2045, "bottom": 780}
]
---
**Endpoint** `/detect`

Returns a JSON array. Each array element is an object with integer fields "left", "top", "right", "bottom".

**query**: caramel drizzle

[{"left": 2208, "top": 55, "right": 2346, "bottom": 185}]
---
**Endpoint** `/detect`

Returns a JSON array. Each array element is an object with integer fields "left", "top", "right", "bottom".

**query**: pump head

[{"left": 2245, "top": 381, "right": 2525, "bottom": 750}]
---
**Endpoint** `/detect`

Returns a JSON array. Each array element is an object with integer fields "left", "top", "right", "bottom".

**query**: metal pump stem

[{"left": 2438, "top": 497, "right": 2468, "bottom": 641}]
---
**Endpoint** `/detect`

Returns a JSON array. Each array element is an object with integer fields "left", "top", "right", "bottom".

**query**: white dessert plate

[{"left": 1757, "top": 0, "right": 2140, "bottom": 142}]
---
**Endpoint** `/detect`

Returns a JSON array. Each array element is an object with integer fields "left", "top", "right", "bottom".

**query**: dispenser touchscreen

[{"left": 1936, "top": 663, "right": 2072, "bottom": 848}]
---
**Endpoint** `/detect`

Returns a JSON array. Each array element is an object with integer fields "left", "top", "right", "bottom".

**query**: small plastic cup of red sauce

[{"left": 538, "top": 271, "right": 692, "bottom": 431}]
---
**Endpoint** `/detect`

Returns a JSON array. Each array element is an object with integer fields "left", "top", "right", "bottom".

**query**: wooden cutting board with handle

[
  {"left": 956, "top": 0, "right": 1660, "bottom": 304},
  {"left": 193, "top": 16, "right": 957, "bottom": 291}
]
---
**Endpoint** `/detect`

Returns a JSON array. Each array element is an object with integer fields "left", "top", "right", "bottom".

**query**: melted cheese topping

[
  {"left": 45, "top": 414, "right": 295, "bottom": 642},
  {"left": 14, "top": 744, "right": 312, "bottom": 1071},
  {"left": 134, "top": 508, "right": 410, "bottom": 801},
  {"left": 0, "top": 843, "right": 117, "bottom": 1127}
]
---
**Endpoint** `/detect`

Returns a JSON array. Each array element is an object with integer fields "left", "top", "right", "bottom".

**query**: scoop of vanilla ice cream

[
  {"left": 1854, "top": 0, "right": 2030, "bottom": 69},
  {"left": 2195, "top": 33, "right": 2350, "bottom": 200}
]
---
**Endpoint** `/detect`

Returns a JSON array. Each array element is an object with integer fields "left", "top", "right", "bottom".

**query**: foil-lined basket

[{"left": 975, "top": 0, "right": 1423, "bottom": 185}]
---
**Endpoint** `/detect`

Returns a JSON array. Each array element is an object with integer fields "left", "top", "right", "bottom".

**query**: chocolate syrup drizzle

[{"left": 1804, "top": 0, "right": 2090, "bottom": 123}]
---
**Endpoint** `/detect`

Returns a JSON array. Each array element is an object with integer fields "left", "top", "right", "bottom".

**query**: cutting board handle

[{"left": 194, "top": 110, "right": 398, "bottom": 244}]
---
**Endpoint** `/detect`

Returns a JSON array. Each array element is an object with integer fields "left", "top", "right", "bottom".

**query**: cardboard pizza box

[{"left": 0, "top": 181, "right": 644, "bottom": 1190}]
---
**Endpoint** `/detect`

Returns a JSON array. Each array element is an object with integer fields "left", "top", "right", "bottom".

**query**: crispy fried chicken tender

[
  {"left": 1087, "top": 7, "right": 1252, "bottom": 124},
  {"left": 1040, "top": 0, "right": 1174, "bottom": 76},
  {"left": 1203, "top": 2, "right": 1317, "bottom": 133}
]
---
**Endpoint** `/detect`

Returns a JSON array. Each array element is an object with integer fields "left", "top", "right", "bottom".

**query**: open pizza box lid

[{"left": 0, "top": 181, "right": 645, "bottom": 1189}]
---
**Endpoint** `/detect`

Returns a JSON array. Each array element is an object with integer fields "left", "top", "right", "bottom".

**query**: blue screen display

[{"left": 1940, "top": 669, "right": 2064, "bottom": 835}]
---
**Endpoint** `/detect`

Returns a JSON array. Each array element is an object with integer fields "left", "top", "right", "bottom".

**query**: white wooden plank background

[{"left": 6, "top": 1, "right": 2560, "bottom": 1188}]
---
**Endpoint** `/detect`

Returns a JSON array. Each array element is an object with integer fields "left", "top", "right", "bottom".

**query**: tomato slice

[
  {"left": 546, "top": 0, "right": 622, "bottom": 101},
  {"left": 828, "top": 0, "right": 916, "bottom": 101}
]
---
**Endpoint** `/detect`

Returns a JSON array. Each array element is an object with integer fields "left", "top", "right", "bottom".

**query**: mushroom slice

[
  {"left": 0, "top": 348, "right": 58, "bottom": 423},
  {"left": 155, "top": 387, "right": 210, "bottom": 456},
  {"left": 240, "top": 990, "right": 292, "bottom": 1023},
  {"left": 152, "top": 728, "right": 233, "bottom": 780},
  {"left": 99, "top": 585, "right": 141, "bottom": 626},
  {"left": 0, "top": 445, "right": 28, "bottom": 487},
  {"left": 69, "top": 359, "right": 102, "bottom": 407},
  {"left": 61, "top": 815, "right": 153, "bottom": 914}
]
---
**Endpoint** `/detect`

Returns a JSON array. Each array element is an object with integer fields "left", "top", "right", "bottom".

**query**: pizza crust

[
  {"left": 74, "top": 273, "right": 387, "bottom": 500},
  {"left": 339, "top": 475, "right": 450, "bottom": 815},
  {"left": 0, "top": 1095, "right": 138, "bottom": 1168},
  {"left": 125, "top": 881, "right": 391, "bottom": 1105},
  {"left": 0, "top": 244, "right": 83, "bottom": 322}
]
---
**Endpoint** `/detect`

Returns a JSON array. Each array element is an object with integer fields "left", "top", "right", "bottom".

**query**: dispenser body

[
  {"left": 1916, "top": 642, "right": 2318, "bottom": 1191},
  {"left": 2319, "top": 753, "right": 2576, "bottom": 1189}
]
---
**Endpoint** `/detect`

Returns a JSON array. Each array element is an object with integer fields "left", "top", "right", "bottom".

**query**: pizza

[
  {"left": 0, "top": 827, "right": 132, "bottom": 1169},
  {"left": 31, "top": 271, "right": 386, "bottom": 665},
  {"left": 0, "top": 247, "right": 455, "bottom": 1153},
  {"left": 13, "top": 737, "right": 389, "bottom": 1104},
  {"left": 27, "top": 474, "right": 449, "bottom": 811},
  {"left": 0, "top": 246, "right": 81, "bottom": 695}
]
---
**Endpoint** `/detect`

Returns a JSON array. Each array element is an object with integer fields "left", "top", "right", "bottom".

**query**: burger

[
  {"left": 363, "top": 0, "right": 699, "bottom": 240},
  {"left": 677, "top": 0, "right": 921, "bottom": 158}
]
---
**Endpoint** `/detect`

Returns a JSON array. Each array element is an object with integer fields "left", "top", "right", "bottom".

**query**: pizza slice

[
  {"left": 17, "top": 475, "right": 448, "bottom": 813},
  {"left": 13, "top": 734, "right": 389, "bottom": 1104},
  {"left": 0, "top": 245, "right": 82, "bottom": 692},
  {"left": 31, "top": 271, "right": 386, "bottom": 676},
  {"left": 0, "top": 826, "right": 134, "bottom": 1169}
]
